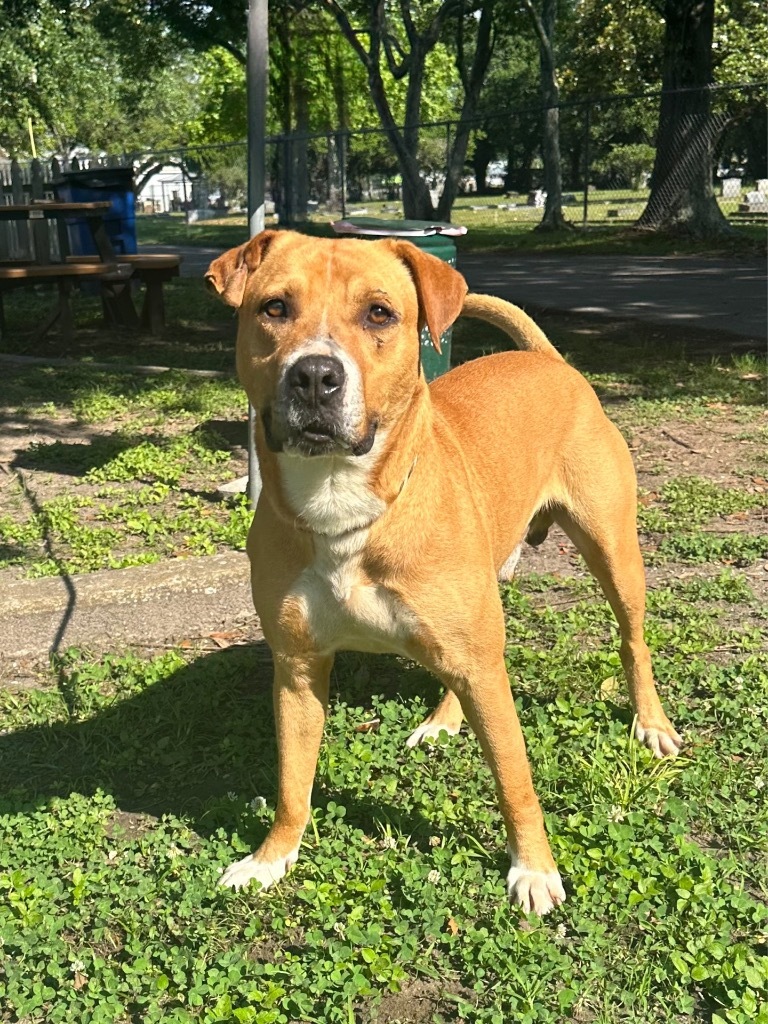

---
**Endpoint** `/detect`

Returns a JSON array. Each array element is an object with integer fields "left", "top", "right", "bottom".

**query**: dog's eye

[
  {"left": 262, "top": 298, "right": 287, "bottom": 318},
  {"left": 367, "top": 304, "right": 393, "bottom": 326}
]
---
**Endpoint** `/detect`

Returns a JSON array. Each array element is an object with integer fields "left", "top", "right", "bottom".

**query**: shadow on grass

[
  {"left": 451, "top": 312, "right": 766, "bottom": 407},
  {"left": 0, "top": 279, "right": 237, "bottom": 369},
  {"left": 13, "top": 435, "right": 138, "bottom": 477},
  {"left": 0, "top": 645, "right": 446, "bottom": 844}
]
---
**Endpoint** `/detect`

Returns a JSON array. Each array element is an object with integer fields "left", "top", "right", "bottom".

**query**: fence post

[
  {"left": 11, "top": 159, "right": 29, "bottom": 258},
  {"left": 339, "top": 131, "right": 347, "bottom": 219},
  {"left": 582, "top": 102, "right": 591, "bottom": 225},
  {"left": 30, "top": 158, "right": 50, "bottom": 263},
  {"left": 282, "top": 136, "right": 294, "bottom": 226}
]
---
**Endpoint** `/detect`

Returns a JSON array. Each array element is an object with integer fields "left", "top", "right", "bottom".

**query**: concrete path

[
  {"left": 145, "top": 243, "right": 766, "bottom": 340},
  {"left": 1, "top": 552, "right": 257, "bottom": 662}
]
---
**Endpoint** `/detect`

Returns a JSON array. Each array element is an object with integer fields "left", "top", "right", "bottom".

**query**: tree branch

[
  {"left": 321, "top": 0, "right": 372, "bottom": 68},
  {"left": 522, "top": 0, "right": 554, "bottom": 66}
]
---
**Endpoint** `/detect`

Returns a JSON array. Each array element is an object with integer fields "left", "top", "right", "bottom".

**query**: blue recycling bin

[{"left": 54, "top": 167, "right": 137, "bottom": 256}]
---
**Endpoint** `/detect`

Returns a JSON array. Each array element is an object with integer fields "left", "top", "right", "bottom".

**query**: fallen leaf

[
  {"left": 354, "top": 718, "right": 381, "bottom": 733},
  {"left": 446, "top": 916, "right": 460, "bottom": 936},
  {"left": 73, "top": 972, "right": 88, "bottom": 991},
  {"left": 599, "top": 676, "right": 619, "bottom": 699},
  {"left": 208, "top": 630, "right": 244, "bottom": 649}
]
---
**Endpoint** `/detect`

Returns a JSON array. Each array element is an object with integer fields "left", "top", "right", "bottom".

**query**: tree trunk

[
  {"left": 399, "top": 40, "right": 436, "bottom": 219},
  {"left": 436, "top": 3, "right": 495, "bottom": 223},
  {"left": 527, "top": 0, "right": 571, "bottom": 231},
  {"left": 636, "top": 0, "right": 733, "bottom": 236},
  {"left": 472, "top": 145, "right": 494, "bottom": 195},
  {"left": 323, "top": 0, "right": 496, "bottom": 223},
  {"left": 294, "top": 76, "right": 310, "bottom": 220}
]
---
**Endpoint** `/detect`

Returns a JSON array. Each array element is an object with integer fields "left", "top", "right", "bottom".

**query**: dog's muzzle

[{"left": 264, "top": 354, "right": 378, "bottom": 457}]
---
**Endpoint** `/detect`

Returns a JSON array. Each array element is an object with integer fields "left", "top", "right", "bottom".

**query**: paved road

[
  {"left": 460, "top": 253, "right": 766, "bottom": 339},
  {"left": 145, "top": 243, "right": 767, "bottom": 339}
]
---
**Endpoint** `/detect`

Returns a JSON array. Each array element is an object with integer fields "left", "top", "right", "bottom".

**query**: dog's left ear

[
  {"left": 386, "top": 239, "right": 467, "bottom": 354},
  {"left": 205, "top": 230, "right": 279, "bottom": 308}
]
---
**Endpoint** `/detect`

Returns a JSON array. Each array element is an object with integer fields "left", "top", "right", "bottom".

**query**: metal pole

[
  {"left": 339, "top": 132, "right": 347, "bottom": 219},
  {"left": 582, "top": 103, "right": 591, "bottom": 226},
  {"left": 247, "top": 0, "right": 268, "bottom": 509}
]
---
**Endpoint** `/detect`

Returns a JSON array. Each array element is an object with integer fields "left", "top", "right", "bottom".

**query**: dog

[{"left": 205, "top": 230, "right": 681, "bottom": 916}]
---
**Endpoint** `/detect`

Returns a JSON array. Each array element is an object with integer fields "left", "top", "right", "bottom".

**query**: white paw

[
  {"left": 507, "top": 861, "right": 566, "bottom": 916},
  {"left": 406, "top": 721, "right": 461, "bottom": 749},
  {"left": 635, "top": 721, "right": 683, "bottom": 759},
  {"left": 218, "top": 848, "right": 298, "bottom": 891}
]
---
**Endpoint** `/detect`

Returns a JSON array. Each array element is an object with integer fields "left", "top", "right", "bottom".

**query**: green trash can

[{"left": 331, "top": 217, "right": 467, "bottom": 381}]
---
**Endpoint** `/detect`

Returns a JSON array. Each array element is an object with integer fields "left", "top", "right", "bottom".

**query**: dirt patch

[
  {"left": 105, "top": 809, "right": 158, "bottom": 840},
  {"left": 630, "top": 416, "right": 768, "bottom": 490},
  {"left": 370, "top": 977, "right": 471, "bottom": 1023}
]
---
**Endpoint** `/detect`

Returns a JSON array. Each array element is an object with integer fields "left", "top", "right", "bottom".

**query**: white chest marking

[
  {"left": 296, "top": 530, "right": 417, "bottom": 655},
  {"left": 278, "top": 435, "right": 417, "bottom": 655},
  {"left": 278, "top": 431, "right": 387, "bottom": 536}
]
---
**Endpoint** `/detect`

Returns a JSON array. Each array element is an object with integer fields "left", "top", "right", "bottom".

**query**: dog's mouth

[{"left": 262, "top": 410, "right": 378, "bottom": 457}]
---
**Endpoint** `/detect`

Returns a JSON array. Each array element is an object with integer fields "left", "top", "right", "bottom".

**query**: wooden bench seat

[
  {"left": 65, "top": 254, "right": 182, "bottom": 332},
  {"left": 0, "top": 261, "right": 133, "bottom": 342}
]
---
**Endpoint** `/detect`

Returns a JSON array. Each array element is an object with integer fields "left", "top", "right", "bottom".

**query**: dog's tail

[{"left": 462, "top": 293, "right": 564, "bottom": 361}]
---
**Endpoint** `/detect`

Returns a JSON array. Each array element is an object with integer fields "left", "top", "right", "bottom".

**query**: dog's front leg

[
  {"left": 449, "top": 660, "right": 566, "bottom": 916},
  {"left": 219, "top": 651, "right": 332, "bottom": 892}
]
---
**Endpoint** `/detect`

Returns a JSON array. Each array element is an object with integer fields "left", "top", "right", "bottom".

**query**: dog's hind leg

[
  {"left": 406, "top": 689, "right": 464, "bottom": 748},
  {"left": 555, "top": 435, "right": 682, "bottom": 757}
]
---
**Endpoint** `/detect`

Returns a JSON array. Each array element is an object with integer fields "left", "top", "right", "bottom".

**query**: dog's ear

[
  {"left": 386, "top": 239, "right": 467, "bottom": 353},
  {"left": 205, "top": 230, "right": 279, "bottom": 308}
]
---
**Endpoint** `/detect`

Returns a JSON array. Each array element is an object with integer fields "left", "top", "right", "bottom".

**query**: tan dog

[{"left": 205, "top": 230, "right": 681, "bottom": 916}]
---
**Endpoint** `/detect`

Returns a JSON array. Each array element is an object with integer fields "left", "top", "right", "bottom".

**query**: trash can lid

[{"left": 332, "top": 217, "right": 467, "bottom": 237}]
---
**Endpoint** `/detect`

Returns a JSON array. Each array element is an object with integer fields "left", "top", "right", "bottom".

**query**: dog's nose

[{"left": 287, "top": 355, "right": 345, "bottom": 408}]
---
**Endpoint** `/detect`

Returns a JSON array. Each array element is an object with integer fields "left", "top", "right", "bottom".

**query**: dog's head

[{"left": 205, "top": 230, "right": 466, "bottom": 458}]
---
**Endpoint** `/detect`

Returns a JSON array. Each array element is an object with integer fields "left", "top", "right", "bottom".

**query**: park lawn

[
  {"left": 0, "top": 285, "right": 767, "bottom": 1023},
  {"left": 134, "top": 211, "right": 766, "bottom": 258}
]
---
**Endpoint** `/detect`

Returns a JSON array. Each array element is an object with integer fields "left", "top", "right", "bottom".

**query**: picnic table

[
  {"left": 0, "top": 200, "right": 115, "bottom": 266},
  {"left": 0, "top": 201, "right": 180, "bottom": 339}
]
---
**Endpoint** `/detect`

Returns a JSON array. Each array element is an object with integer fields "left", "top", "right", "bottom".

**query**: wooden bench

[
  {"left": 65, "top": 254, "right": 182, "bottom": 332},
  {"left": 0, "top": 261, "right": 132, "bottom": 342}
]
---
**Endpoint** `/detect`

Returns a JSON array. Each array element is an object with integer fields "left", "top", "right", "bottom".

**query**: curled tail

[{"left": 462, "top": 293, "right": 564, "bottom": 361}]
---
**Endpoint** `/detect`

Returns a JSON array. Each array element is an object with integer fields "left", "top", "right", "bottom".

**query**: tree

[
  {"left": 522, "top": 0, "right": 571, "bottom": 230},
  {"left": 0, "top": 0, "right": 198, "bottom": 155},
  {"left": 636, "top": 0, "right": 733, "bottom": 235},
  {"left": 322, "top": 0, "right": 497, "bottom": 220}
]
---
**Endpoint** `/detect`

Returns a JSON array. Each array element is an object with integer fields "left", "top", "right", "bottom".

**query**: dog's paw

[
  {"left": 635, "top": 719, "right": 683, "bottom": 759},
  {"left": 507, "top": 862, "right": 566, "bottom": 916},
  {"left": 218, "top": 848, "right": 298, "bottom": 892},
  {"left": 406, "top": 720, "right": 462, "bottom": 749}
]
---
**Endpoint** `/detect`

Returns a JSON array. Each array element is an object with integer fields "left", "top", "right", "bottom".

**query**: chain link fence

[{"left": 2, "top": 83, "right": 765, "bottom": 238}]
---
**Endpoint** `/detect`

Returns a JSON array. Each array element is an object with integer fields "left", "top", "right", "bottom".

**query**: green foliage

[
  {"left": 0, "top": 563, "right": 766, "bottom": 1021},
  {"left": 0, "top": 0, "right": 198, "bottom": 154},
  {"left": 593, "top": 143, "right": 656, "bottom": 189}
]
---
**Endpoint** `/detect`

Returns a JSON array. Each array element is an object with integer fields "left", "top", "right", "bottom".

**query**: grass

[
  {"left": 1, "top": 277, "right": 767, "bottom": 1022},
  {"left": 135, "top": 211, "right": 766, "bottom": 258},
  {"left": 0, "top": 365, "right": 250, "bottom": 578},
  {"left": 0, "top": 574, "right": 766, "bottom": 1023}
]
